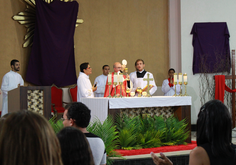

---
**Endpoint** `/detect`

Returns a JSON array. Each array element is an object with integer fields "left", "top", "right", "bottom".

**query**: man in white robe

[
  {"left": 77, "top": 62, "right": 97, "bottom": 102},
  {"left": 94, "top": 65, "right": 110, "bottom": 97},
  {"left": 130, "top": 59, "right": 157, "bottom": 95},
  {"left": 1, "top": 59, "right": 24, "bottom": 116},
  {"left": 161, "top": 68, "right": 181, "bottom": 96}
]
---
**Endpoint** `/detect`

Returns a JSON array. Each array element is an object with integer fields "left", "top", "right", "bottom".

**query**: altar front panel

[{"left": 81, "top": 96, "right": 191, "bottom": 122}]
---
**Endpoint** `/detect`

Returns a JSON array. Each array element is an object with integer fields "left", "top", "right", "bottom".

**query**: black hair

[
  {"left": 168, "top": 68, "right": 175, "bottom": 73},
  {"left": 197, "top": 100, "right": 233, "bottom": 157},
  {"left": 57, "top": 127, "right": 94, "bottom": 165},
  {"left": 64, "top": 103, "right": 72, "bottom": 110},
  {"left": 80, "top": 63, "right": 89, "bottom": 72},
  {"left": 10, "top": 59, "right": 19, "bottom": 66},
  {"left": 102, "top": 65, "right": 109, "bottom": 70},
  {"left": 135, "top": 59, "right": 144, "bottom": 66},
  {"left": 67, "top": 102, "right": 91, "bottom": 128}
]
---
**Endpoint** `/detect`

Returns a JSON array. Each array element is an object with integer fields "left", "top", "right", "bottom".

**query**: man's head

[
  {"left": 80, "top": 62, "right": 92, "bottom": 75},
  {"left": 168, "top": 68, "right": 175, "bottom": 78},
  {"left": 102, "top": 65, "right": 110, "bottom": 76},
  {"left": 135, "top": 59, "right": 145, "bottom": 72},
  {"left": 113, "top": 62, "right": 122, "bottom": 72},
  {"left": 10, "top": 59, "right": 20, "bottom": 72},
  {"left": 62, "top": 102, "right": 91, "bottom": 128}
]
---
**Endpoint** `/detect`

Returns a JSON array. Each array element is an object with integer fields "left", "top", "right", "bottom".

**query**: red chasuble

[{"left": 104, "top": 72, "right": 128, "bottom": 97}]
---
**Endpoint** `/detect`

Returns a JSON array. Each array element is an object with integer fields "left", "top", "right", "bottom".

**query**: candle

[
  {"left": 119, "top": 74, "right": 123, "bottom": 83},
  {"left": 108, "top": 73, "right": 111, "bottom": 83},
  {"left": 174, "top": 73, "right": 177, "bottom": 84},
  {"left": 178, "top": 73, "right": 182, "bottom": 83},
  {"left": 114, "top": 74, "right": 117, "bottom": 83},
  {"left": 183, "top": 73, "right": 187, "bottom": 83}
]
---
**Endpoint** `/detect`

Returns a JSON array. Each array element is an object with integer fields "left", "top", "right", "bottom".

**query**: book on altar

[{"left": 142, "top": 84, "right": 154, "bottom": 91}]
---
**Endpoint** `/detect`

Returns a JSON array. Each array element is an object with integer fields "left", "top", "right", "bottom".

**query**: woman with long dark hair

[
  {"left": 57, "top": 127, "right": 95, "bottom": 165},
  {"left": 151, "top": 100, "right": 236, "bottom": 165},
  {"left": 0, "top": 110, "right": 63, "bottom": 165}
]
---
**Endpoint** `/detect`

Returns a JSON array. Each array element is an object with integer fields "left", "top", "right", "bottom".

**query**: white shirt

[
  {"left": 94, "top": 74, "right": 107, "bottom": 97},
  {"left": 77, "top": 72, "right": 94, "bottom": 102},
  {"left": 130, "top": 70, "right": 157, "bottom": 95},
  {"left": 161, "top": 79, "right": 181, "bottom": 96},
  {"left": 1, "top": 70, "right": 24, "bottom": 116}
]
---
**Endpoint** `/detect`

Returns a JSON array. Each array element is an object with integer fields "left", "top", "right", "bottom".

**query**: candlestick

[
  {"left": 114, "top": 73, "right": 117, "bottom": 83},
  {"left": 183, "top": 73, "right": 188, "bottom": 96},
  {"left": 174, "top": 73, "right": 177, "bottom": 84},
  {"left": 108, "top": 72, "right": 112, "bottom": 83},
  {"left": 178, "top": 73, "right": 182, "bottom": 96},
  {"left": 113, "top": 72, "right": 118, "bottom": 97},
  {"left": 183, "top": 73, "right": 187, "bottom": 84},
  {"left": 108, "top": 82, "right": 112, "bottom": 98},
  {"left": 178, "top": 73, "right": 182, "bottom": 83},
  {"left": 119, "top": 73, "right": 123, "bottom": 98},
  {"left": 173, "top": 73, "right": 177, "bottom": 96}
]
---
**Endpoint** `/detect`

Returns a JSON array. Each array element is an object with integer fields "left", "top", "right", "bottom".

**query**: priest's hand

[
  {"left": 169, "top": 76, "right": 173, "bottom": 84},
  {"left": 92, "top": 85, "right": 97, "bottom": 92},
  {"left": 151, "top": 152, "right": 173, "bottom": 165},
  {"left": 121, "top": 64, "right": 126, "bottom": 72}
]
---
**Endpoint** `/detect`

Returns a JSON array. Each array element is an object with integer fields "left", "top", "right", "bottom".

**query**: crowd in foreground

[{"left": 0, "top": 100, "right": 235, "bottom": 165}]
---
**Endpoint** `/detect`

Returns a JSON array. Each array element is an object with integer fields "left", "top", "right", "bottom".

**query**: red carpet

[{"left": 115, "top": 141, "right": 197, "bottom": 156}]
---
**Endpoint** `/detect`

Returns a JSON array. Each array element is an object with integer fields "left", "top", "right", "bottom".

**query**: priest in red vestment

[{"left": 104, "top": 62, "right": 131, "bottom": 97}]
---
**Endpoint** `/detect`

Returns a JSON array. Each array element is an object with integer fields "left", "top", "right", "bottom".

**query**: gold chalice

[
  {"left": 142, "top": 91, "right": 147, "bottom": 97},
  {"left": 130, "top": 92, "right": 135, "bottom": 97},
  {"left": 126, "top": 88, "right": 131, "bottom": 97},
  {"left": 137, "top": 87, "right": 142, "bottom": 97}
]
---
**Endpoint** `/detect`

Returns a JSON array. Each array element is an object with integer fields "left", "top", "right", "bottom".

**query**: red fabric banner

[{"left": 215, "top": 75, "right": 236, "bottom": 103}]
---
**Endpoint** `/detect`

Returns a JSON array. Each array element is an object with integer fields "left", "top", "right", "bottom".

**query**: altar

[{"left": 81, "top": 96, "right": 192, "bottom": 142}]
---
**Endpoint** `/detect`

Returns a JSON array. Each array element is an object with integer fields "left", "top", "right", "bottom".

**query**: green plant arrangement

[
  {"left": 115, "top": 114, "right": 189, "bottom": 149},
  {"left": 48, "top": 115, "right": 64, "bottom": 134},
  {"left": 48, "top": 114, "right": 189, "bottom": 165}
]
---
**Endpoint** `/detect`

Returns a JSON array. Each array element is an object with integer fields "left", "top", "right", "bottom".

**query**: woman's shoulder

[{"left": 189, "top": 146, "right": 210, "bottom": 165}]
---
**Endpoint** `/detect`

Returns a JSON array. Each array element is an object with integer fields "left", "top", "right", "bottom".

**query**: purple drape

[
  {"left": 191, "top": 22, "right": 230, "bottom": 74},
  {"left": 26, "top": 0, "right": 78, "bottom": 87}
]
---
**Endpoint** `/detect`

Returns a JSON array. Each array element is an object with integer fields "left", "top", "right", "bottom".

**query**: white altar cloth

[{"left": 81, "top": 96, "right": 192, "bottom": 122}]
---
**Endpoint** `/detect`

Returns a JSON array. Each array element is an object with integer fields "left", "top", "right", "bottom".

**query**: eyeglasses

[
  {"left": 61, "top": 118, "right": 69, "bottom": 121},
  {"left": 87, "top": 67, "right": 92, "bottom": 69}
]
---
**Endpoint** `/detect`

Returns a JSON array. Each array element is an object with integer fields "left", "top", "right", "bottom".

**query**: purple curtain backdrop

[
  {"left": 26, "top": 0, "right": 78, "bottom": 87},
  {"left": 191, "top": 22, "right": 230, "bottom": 74}
]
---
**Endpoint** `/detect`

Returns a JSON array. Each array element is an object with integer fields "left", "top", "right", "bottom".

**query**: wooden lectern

[{"left": 8, "top": 86, "right": 51, "bottom": 119}]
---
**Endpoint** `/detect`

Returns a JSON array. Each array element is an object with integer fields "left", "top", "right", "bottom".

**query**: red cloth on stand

[
  {"left": 215, "top": 75, "right": 236, "bottom": 103},
  {"left": 104, "top": 72, "right": 127, "bottom": 97}
]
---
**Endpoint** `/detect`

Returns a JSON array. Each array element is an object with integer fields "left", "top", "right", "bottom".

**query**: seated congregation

[{"left": 0, "top": 100, "right": 235, "bottom": 165}]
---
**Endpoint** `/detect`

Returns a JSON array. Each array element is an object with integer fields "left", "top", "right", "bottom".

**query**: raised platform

[
  {"left": 110, "top": 131, "right": 236, "bottom": 165},
  {"left": 110, "top": 132, "right": 194, "bottom": 165},
  {"left": 110, "top": 150, "right": 190, "bottom": 165}
]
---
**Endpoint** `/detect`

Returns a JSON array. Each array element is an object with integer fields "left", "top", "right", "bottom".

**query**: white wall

[
  {"left": 169, "top": 0, "right": 181, "bottom": 72},
  {"left": 181, "top": 0, "right": 236, "bottom": 124}
]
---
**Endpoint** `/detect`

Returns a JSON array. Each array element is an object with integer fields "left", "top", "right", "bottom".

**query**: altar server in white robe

[
  {"left": 1, "top": 59, "right": 24, "bottom": 117},
  {"left": 77, "top": 62, "right": 97, "bottom": 102},
  {"left": 162, "top": 68, "right": 181, "bottom": 96},
  {"left": 130, "top": 59, "right": 157, "bottom": 95},
  {"left": 94, "top": 65, "right": 110, "bottom": 97}
]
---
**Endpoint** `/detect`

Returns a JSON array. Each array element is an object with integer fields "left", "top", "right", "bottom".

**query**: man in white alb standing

[
  {"left": 130, "top": 59, "right": 157, "bottom": 96},
  {"left": 77, "top": 62, "right": 97, "bottom": 102},
  {"left": 94, "top": 65, "right": 110, "bottom": 97},
  {"left": 1, "top": 59, "right": 24, "bottom": 116}
]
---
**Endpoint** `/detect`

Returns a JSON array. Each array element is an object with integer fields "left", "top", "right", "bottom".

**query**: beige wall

[{"left": 0, "top": 0, "right": 169, "bottom": 87}]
